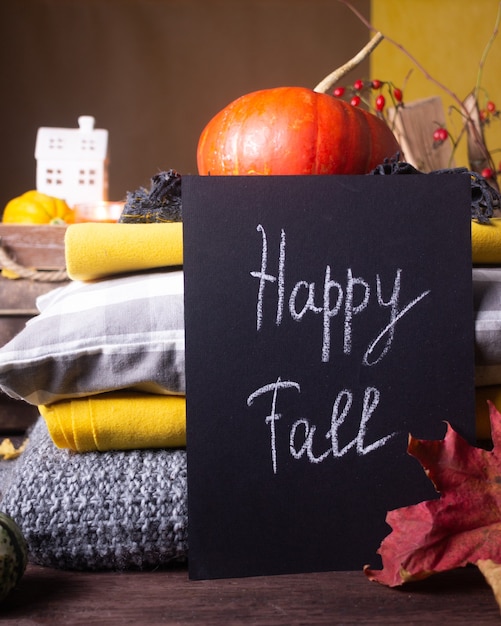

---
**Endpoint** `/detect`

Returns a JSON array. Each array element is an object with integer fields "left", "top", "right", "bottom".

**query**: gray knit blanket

[{"left": 0, "top": 417, "right": 188, "bottom": 570}]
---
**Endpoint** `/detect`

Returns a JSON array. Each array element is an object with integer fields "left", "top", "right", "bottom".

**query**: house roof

[{"left": 35, "top": 116, "right": 108, "bottom": 161}]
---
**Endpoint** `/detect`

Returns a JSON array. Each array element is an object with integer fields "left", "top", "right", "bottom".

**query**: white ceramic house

[{"left": 35, "top": 116, "right": 109, "bottom": 207}]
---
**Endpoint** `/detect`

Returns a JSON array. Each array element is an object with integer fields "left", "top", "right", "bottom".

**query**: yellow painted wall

[{"left": 370, "top": 0, "right": 501, "bottom": 169}]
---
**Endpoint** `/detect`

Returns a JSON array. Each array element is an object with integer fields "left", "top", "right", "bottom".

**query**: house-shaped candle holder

[{"left": 35, "top": 116, "right": 109, "bottom": 207}]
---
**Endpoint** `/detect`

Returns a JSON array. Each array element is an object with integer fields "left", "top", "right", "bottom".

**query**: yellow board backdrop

[{"left": 370, "top": 0, "right": 501, "bottom": 170}]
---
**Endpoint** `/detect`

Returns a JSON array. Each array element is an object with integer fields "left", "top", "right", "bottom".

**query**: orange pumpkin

[{"left": 197, "top": 87, "right": 400, "bottom": 176}]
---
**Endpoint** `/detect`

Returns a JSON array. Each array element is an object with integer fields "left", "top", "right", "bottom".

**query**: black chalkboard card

[{"left": 182, "top": 174, "right": 475, "bottom": 581}]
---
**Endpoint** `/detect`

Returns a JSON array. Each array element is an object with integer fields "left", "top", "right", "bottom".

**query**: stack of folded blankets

[
  {"left": 1, "top": 212, "right": 501, "bottom": 572},
  {"left": 0, "top": 222, "right": 189, "bottom": 570},
  {"left": 472, "top": 219, "right": 501, "bottom": 440}
]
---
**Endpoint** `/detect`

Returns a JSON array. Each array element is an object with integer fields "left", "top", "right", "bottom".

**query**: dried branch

[
  {"left": 338, "top": 0, "right": 462, "bottom": 108},
  {"left": 474, "top": 1, "right": 501, "bottom": 99},
  {"left": 338, "top": 0, "right": 497, "bottom": 174},
  {"left": 313, "top": 31, "right": 384, "bottom": 94}
]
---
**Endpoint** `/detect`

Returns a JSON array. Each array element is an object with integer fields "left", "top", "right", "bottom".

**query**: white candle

[{"left": 74, "top": 201, "right": 124, "bottom": 223}]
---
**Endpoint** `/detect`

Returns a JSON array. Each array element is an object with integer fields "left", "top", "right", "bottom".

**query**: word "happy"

[{"left": 250, "top": 224, "right": 431, "bottom": 365}]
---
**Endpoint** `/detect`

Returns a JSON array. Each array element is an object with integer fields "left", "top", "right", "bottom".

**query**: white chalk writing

[
  {"left": 250, "top": 224, "right": 430, "bottom": 364},
  {"left": 247, "top": 378, "right": 397, "bottom": 474}
]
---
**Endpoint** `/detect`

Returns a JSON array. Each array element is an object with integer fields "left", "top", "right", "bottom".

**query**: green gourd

[{"left": 0, "top": 512, "right": 27, "bottom": 602}]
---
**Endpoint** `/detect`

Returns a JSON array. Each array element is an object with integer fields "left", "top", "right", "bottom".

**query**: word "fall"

[{"left": 247, "top": 377, "right": 397, "bottom": 474}]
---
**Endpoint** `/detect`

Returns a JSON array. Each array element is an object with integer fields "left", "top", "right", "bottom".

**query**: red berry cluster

[
  {"left": 478, "top": 101, "right": 500, "bottom": 180},
  {"left": 334, "top": 79, "right": 500, "bottom": 185},
  {"left": 480, "top": 100, "right": 498, "bottom": 123},
  {"left": 332, "top": 78, "right": 403, "bottom": 115}
]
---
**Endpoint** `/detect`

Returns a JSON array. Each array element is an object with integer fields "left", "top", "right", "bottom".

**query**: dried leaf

[
  {"left": 364, "top": 401, "right": 501, "bottom": 589},
  {"left": 477, "top": 559, "right": 501, "bottom": 610},
  {"left": 0, "top": 438, "right": 27, "bottom": 460}
]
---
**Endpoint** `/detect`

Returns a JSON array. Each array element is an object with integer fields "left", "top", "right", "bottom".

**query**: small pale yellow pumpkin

[{"left": 2, "top": 191, "right": 75, "bottom": 225}]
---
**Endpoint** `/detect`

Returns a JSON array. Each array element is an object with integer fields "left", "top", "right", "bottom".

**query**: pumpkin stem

[{"left": 313, "top": 31, "right": 384, "bottom": 94}]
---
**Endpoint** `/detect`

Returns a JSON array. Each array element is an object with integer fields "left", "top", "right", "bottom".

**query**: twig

[
  {"left": 313, "top": 32, "right": 384, "bottom": 94},
  {"left": 474, "top": 1, "right": 501, "bottom": 100},
  {"left": 339, "top": 0, "right": 461, "bottom": 108},
  {"left": 339, "top": 0, "right": 496, "bottom": 172}
]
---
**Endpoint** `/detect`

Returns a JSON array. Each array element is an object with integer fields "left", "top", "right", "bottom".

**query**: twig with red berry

[
  {"left": 331, "top": 78, "right": 405, "bottom": 131},
  {"left": 338, "top": 0, "right": 500, "bottom": 186}
]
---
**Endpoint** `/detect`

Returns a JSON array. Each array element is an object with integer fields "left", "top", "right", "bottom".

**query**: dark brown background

[{"left": 0, "top": 0, "right": 370, "bottom": 211}]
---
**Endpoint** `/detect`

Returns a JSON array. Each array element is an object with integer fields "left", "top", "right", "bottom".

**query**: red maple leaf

[{"left": 365, "top": 401, "right": 501, "bottom": 589}]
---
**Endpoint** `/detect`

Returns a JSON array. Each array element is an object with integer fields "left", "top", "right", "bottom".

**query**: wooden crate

[{"left": 0, "top": 225, "right": 69, "bottom": 432}]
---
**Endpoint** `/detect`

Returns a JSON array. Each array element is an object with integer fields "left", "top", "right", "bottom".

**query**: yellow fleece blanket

[
  {"left": 64, "top": 219, "right": 501, "bottom": 281},
  {"left": 38, "top": 386, "right": 495, "bottom": 451},
  {"left": 65, "top": 222, "right": 183, "bottom": 281},
  {"left": 472, "top": 218, "right": 501, "bottom": 264},
  {"left": 39, "top": 391, "right": 186, "bottom": 452}
]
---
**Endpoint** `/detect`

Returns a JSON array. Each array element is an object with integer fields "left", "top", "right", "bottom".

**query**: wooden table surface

[{"left": 1, "top": 563, "right": 500, "bottom": 624}]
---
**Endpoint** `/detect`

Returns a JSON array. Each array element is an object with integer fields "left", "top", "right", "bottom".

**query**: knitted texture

[{"left": 0, "top": 417, "right": 188, "bottom": 571}]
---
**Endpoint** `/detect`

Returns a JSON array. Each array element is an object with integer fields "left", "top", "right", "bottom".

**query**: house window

[
  {"left": 80, "top": 138, "right": 96, "bottom": 152},
  {"left": 44, "top": 168, "right": 63, "bottom": 186},
  {"left": 48, "top": 137, "right": 64, "bottom": 150},
  {"left": 78, "top": 168, "right": 97, "bottom": 186}
]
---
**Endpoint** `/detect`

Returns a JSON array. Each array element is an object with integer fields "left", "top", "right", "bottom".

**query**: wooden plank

[
  {"left": 0, "top": 309, "right": 39, "bottom": 316},
  {"left": 387, "top": 96, "right": 455, "bottom": 172},
  {"left": 0, "top": 564, "right": 498, "bottom": 623},
  {"left": 0, "top": 224, "right": 67, "bottom": 269},
  {"left": 1, "top": 277, "right": 65, "bottom": 310}
]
